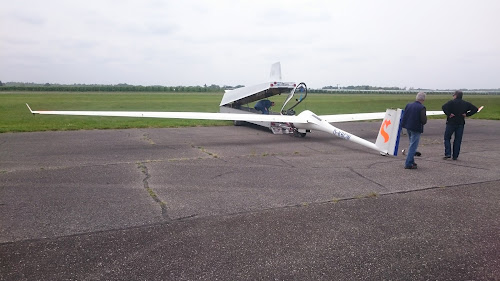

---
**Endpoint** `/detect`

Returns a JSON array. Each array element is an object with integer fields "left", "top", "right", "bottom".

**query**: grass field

[{"left": 1, "top": 91, "right": 498, "bottom": 133}]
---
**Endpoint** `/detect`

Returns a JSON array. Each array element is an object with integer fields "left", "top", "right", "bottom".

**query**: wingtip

[
  {"left": 26, "top": 103, "right": 34, "bottom": 114},
  {"left": 478, "top": 105, "right": 484, "bottom": 112}
]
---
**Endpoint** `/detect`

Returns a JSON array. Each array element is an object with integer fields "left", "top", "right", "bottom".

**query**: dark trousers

[
  {"left": 444, "top": 124, "right": 464, "bottom": 159},
  {"left": 254, "top": 105, "right": 269, "bottom": 114}
]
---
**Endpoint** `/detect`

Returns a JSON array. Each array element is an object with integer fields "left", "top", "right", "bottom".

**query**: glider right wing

[{"left": 320, "top": 110, "right": 445, "bottom": 123}]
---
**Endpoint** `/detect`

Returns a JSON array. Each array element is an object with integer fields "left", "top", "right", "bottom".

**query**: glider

[{"left": 26, "top": 63, "right": 448, "bottom": 156}]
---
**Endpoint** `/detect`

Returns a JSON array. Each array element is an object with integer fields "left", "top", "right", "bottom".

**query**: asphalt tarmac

[{"left": 0, "top": 119, "right": 499, "bottom": 280}]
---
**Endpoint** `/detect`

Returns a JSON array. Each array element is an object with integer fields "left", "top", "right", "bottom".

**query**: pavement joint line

[
  {"left": 158, "top": 181, "right": 497, "bottom": 220},
  {"left": 4, "top": 161, "right": 161, "bottom": 173},
  {"left": 369, "top": 178, "right": 500, "bottom": 197},
  {"left": 303, "top": 144, "right": 324, "bottom": 153},
  {"left": 1, "top": 179, "right": 497, "bottom": 245},
  {"left": 167, "top": 156, "right": 212, "bottom": 162},
  {"left": 348, "top": 167, "right": 386, "bottom": 188},
  {"left": 424, "top": 159, "right": 494, "bottom": 170},
  {"left": 192, "top": 144, "right": 219, "bottom": 159},
  {"left": 272, "top": 155, "right": 297, "bottom": 168}
]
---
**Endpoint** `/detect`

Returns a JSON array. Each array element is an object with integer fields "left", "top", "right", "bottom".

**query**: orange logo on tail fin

[{"left": 379, "top": 119, "right": 391, "bottom": 143}]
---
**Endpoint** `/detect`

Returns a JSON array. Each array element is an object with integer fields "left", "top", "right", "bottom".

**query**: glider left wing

[{"left": 26, "top": 104, "right": 305, "bottom": 123}]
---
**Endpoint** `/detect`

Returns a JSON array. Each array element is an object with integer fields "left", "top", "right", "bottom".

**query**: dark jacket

[
  {"left": 402, "top": 101, "right": 427, "bottom": 133},
  {"left": 254, "top": 100, "right": 273, "bottom": 114},
  {"left": 255, "top": 100, "right": 272, "bottom": 109},
  {"left": 442, "top": 98, "right": 478, "bottom": 125}
]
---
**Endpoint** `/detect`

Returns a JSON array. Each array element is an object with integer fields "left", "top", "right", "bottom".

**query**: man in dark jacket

[
  {"left": 441, "top": 90, "right": 478, "bottom": 160},
  {"left": 401, "top": 92, "right": 427, "bottom": 169},
  {"left": 254, "top": 100, "right": 274, "bottom": 114}
]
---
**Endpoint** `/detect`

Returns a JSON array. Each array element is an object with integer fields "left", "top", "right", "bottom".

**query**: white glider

[
  {"left": 25, "top": 62, "right": 449, "bottom": 156},
  {"left": 25, "top": 103, "right": 445, "bottom": 157}
]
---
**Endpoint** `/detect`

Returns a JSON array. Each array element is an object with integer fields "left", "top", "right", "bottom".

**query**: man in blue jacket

[
  {"left": 441, "top": 90, "right": 478, "bottom": 160},
  {"left": 254, "top": 100, "right": 275, "bottom": 114},
  {"left": 401, "top": 92, "right": 427, "bottom": 169}
]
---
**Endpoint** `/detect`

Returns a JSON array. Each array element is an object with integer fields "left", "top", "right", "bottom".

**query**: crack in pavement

[
  {"left": 192, "top": 145, "right": 221, "bottom": 159},
  {"left": 348, "top": 167, "right": 386, "bottom": 189},
  {"left": 137, "top": 162, "right": 170, "bottom": 221}
]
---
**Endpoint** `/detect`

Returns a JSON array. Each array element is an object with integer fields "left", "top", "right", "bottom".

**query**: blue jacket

[
  {"left": 402, "top": 101, "right": 427, "bottom": 133},
  {"left": 254, "top": 100, "right": 273, "bottom": 113}
]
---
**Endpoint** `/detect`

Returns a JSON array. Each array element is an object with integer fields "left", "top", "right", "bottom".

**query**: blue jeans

[
  {"left": 405, "top": 129, "right": 421, "bottom": 168},
  {"left": 254, "top": 105, "right": 269, "bottom": 114},
  {"left": 444, "top": 124, "right": 464, "bottom": 159}
]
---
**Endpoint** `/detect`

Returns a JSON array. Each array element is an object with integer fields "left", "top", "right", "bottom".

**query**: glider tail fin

[
  {"left": 269, "top": 62, "right": 282, "bottom": 81},
  {"left": 375, "top": 109, "right": 403, "bottom": 156}
]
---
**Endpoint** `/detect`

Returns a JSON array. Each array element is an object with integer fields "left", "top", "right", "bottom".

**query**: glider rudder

[{"left": 374, "top": 109, "right": 403, "bottom": 156}]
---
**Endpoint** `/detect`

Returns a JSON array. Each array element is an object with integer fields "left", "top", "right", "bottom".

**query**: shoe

[
  {"left": 404, "top": 164, "right": 418, "bottom": 169},
  {"left": 443, "top": 156, "right": 451, "bottom": 160},
  {"left": 415, "top": 151, "right": 422, "bottom": 157},
  {"left": 452, "top": 158, "right": 457, "bottom": 160}
]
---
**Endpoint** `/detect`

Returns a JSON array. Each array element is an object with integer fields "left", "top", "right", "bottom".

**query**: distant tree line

[
  {"left": 0, "top": 82, "right": 244, "bottom": 93},
  {"left": 1, "top": 81, "right": 498, "bottom": 94},
  {"left": 317, "top": 85, "right": 500, "bottom": 95},
  {"left": 322, "top": 85, "right": 403, "bottom": 91}
]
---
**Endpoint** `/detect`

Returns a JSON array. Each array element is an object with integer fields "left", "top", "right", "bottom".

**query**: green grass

[
  {"left": 296, "top": 94, "right": 498, "bottom": 118},
  {"left": 1, "top": 91, "right": 498, "bottom": 133},
  {"left": 1, "top": 92, "right": 230, "bottom": 133}
]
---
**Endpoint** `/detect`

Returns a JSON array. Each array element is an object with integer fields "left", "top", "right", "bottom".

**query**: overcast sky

[{"left": 1, "top": 0, "right": 499, "bottom": 89}]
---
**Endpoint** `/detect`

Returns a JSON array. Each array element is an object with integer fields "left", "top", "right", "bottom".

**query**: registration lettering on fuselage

[{"left": 333, "top": 129, "right": 351, "bottom": 140}]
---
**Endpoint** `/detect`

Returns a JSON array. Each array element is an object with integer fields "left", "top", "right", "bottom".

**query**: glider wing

[
  {"left": 26, "top": 104, "right": 305, "bottom": 123},
  {"left": 320, "top": 110, "right": 445, "bottom": 123}
]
